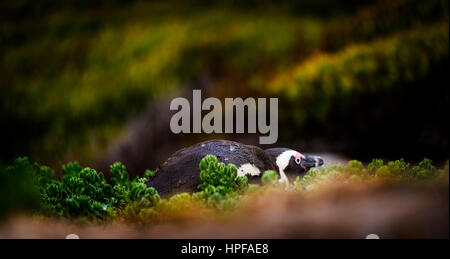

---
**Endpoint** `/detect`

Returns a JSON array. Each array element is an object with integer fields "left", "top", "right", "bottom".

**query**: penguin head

[
  {"left": 265, "top": 148, "right": 324, "bottom": 175},
  {"left": 285, "top": 152, "right": 324, "bottom": 176},
  {"left": 294, "top": 153, "right": 324, "bottom": 172}
]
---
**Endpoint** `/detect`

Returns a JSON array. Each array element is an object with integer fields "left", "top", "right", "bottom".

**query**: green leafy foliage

[
  {"left": 368, "top": 159, "right": 384, "bottom": 174},
  {"left": 196, "top": 155, "right": 248, "bottom": 209},
  {"left": 1, "top": 155, "right": 447, "bottom": 223},
  {"left": 261, "top": 170, "right": 279, "bottom": 186},
  {"left": 120, "top": 175, "right": 160, "bottom": 219},
  {"left": 0, "top": 157, "right": 44, "bottom": 219},
  {"left": 144, "top": 169, "right": 155, "bottom": 179},
  {"left": 300, "top": 158, "right": 446, "bottom": 190},
  {"left": 299, "top": 168, "right": 325, "bottom": 190},
  {"left": 374, "top": 159, "right": 410, "bottom": 180},
  {"left": 411, "top": 158, "right": 438, "bottom": 180},
  {"left": 346, "top": 160, "right": 367, "bottom": 176},
  {"left": 42, "top": 166, "right": 117, "bottom": 219},
  {"left": 0, "top": 158, "right": 160, "bottom": 220}
]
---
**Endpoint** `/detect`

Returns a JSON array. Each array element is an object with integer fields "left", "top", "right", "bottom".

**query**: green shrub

[
  {"left": 1, "top": 158, "right": 161, "bottom": 220},
  {"left": 196, "top": 155, "right": 248, "bottom": 209},
  {"left": 0, "top": 157, "right": 43, "bottom": 219},
  {"left": 299, "top": 168, "right": 324, "bottom": 190},
  {"left": 144, "top": 169, "right": 155, "bottom": 179},
  {"left": 1, "top": 155, "right": 447, "bottom": 222},
  {"left": 261, "top": 170, "right": 279, "bottom": 186},
  {"left": 346, "top": 160, "right": 367, "bottom": 176},
  {"left": 299, "top": 158, "right": 444, "bottom": 190},
  {"left": 368, "top": 159, "right": 384, "bottom": 174},
  {"left": 375, "top": 159, "right": 410, "bottom": 180},
  {"left": 411, "top": 158, "right": 437, "bottom": 180},
  {"left": 42, "top": 166, "right": 117, "bottom": 219}
]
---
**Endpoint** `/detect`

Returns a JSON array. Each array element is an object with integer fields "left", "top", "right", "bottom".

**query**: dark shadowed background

[{"left": 1, "top": 0, "right": 448, "bottom": 179}]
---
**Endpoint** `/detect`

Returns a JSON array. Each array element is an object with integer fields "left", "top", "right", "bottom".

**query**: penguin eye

[{"left": 295, "top": 152, "right": 304, "bottom": 165}]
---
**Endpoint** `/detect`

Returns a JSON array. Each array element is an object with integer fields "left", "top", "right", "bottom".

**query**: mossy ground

[{"left": 1, "top": 155, "right": 448, "bottom": 229}]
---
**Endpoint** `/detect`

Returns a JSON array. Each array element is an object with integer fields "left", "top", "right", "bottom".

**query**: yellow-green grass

[{"left": 265, "top": 21, "right": 449, "bottom": 129}]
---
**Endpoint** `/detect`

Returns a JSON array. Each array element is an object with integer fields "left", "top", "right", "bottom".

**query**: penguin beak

[{"left": 301, "top": 155, "right": 324, "bottom": 168}]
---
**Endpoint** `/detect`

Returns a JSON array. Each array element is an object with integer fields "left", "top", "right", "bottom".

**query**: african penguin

[
  {"left": 264, "top": 148, "right": 324, "bottom": 186},
  {"left": 146, "top": 140, "right": 323, "bottom": 196}
]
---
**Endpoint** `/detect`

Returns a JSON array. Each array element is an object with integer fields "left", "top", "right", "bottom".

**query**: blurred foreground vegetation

[
  {"left": 0, "top": 154, "right": 447, "bottom": 223},
  {"left": 1, "top": 0, "right": 448, "bottom": 167}
]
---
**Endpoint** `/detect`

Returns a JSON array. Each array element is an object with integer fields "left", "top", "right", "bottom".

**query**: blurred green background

[{"left": 1, "top": 0, "right": 448, "bottom": 176}]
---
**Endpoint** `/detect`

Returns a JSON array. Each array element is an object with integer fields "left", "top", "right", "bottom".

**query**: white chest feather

[
  {"left": 237, "top": 163, "right": 262, "bottom": 177},
  {"left": 275, "top": 150, "right": 297, "bottom": 187}
]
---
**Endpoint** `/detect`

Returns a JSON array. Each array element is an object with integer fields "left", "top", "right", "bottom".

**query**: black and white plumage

[
  {"left": 265, "top": 148, "right": 324, "bottom": 185},
  {"left": 146, "top": 140, "right": 323, "bottom": 196}
]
